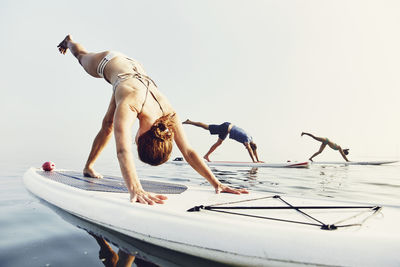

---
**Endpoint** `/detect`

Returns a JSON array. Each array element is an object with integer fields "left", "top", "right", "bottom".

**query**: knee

[
  {"left": 77, "top": 54, "right": 83, "bottom": 64},
  {"left": 73, "top": 49, "right": 89, "bottom": 64},
  {"left": 76, "top": 53, "right": 86, "bottom": 65}
]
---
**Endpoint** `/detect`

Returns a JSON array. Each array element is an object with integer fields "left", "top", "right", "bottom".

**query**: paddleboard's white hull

[{"left": 23, "top": 168, "right": 400, "bottom": 267}]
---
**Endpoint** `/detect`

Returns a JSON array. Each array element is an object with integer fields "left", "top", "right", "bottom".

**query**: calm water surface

[{"left": 1, "top": 157, "right": 399, "bottom": 267}]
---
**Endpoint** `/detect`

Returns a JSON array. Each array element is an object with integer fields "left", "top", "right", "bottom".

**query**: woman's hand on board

[
  {"left": 215, "top": 184, "right": 249, "bottom": 195},
  {"left": 130, "top": 189, "right": 168, "bottom": 205}
]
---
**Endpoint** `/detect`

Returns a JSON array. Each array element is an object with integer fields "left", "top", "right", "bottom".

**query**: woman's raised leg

[
  {"left": 57, "top": 34, "right": 105, "bottom": 78},
  {"left": 182, "top": 119, "right": 209, "bottom": 130},
  {"left": 57, "top": 35, "right": 88, "bottom": 60},
  {"left": 301, "top": 132, "right": 325, "bottom": 143}
]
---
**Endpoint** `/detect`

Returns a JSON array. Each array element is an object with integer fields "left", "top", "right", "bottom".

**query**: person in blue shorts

[
  {"left": 301, "top": 132, "right": 350, "bottom": 162},
  {"left": 183, "top": 119, "right": 261, "bottom": 163}
]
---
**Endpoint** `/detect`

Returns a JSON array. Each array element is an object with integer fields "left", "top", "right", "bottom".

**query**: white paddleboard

[
  {"left": 170, "top": 157, "right": 309, "bottom": 168},
  {"left": 312, "top": 160, "right": 398, "bottom": 166},
  {"left": 23, "top": 167, "right": 400, "bottom": 267}
]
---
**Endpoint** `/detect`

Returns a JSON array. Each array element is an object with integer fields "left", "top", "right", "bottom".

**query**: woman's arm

[
  {"left": 253, "top": 148, "right": 261, "bottom": 162},
  {"left": 172, "top": 115, "right": 248, "bottom": 194},
  {"left": 244, "top": 143, "right": 257, "bottom": 162},
  {"left": 83, "top": 95, "right": 116, "bottom": 178},
  {"left": 114, "top": 101, "right": 167, "bottom": 204},
  {"left": 339, "top": 148, "right": 350, "bottom": 162}
]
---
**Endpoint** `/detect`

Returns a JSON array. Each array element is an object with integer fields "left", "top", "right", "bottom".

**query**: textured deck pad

[{"left": 38, "top": 170, "right": 187, "bottom": 194}]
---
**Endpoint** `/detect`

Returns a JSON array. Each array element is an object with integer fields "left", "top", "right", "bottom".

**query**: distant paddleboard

[
  {"left": 312, "top": 160, "right": 398, "bottom": 166},
  {"left": 171, "top": 157, "right": 309, "bottom": 168}
]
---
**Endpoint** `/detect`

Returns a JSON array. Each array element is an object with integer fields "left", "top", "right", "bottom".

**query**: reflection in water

[
  {"left": 207, "top": 164, "right": 357, "bottom": 199},
  {"left": 212, "top": 167, "right": 285, "bottom": 195},
  {"left": 211, "top": 167, "right": 260, "bottom": 184},
  {"left": 88, "top": 231, "right": 158, "bottom": 267},
  {"left": 237, "top": 167, "right": 259, "bottom": 179},
  {"left": 212, "top": 167, "right": 259, "bottom": 179},
  {"left": 44, "top": 201, "right": 229, "bottom": 267}
]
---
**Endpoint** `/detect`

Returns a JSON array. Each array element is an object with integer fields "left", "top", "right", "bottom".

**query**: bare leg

[
  {"left": 309, "top": 143, "right": 326, "bottom": 162},
  {"left": 117, "top": 250, "right": 135, "bottom": 267},
  {"left": 88, "top": 232, "right": 119, "bottom": 266},
  {"left": 57, "top": 34, "right": 105, "bottom": 78},
  {"left": 182, "top": 119, "right": 209, "bottom": 130},
  {"left": 204, "top": 139, "right": 223, "bottom": 161},
  {"left": 301, "top": 132, "right": 326, "bottom": 142}
]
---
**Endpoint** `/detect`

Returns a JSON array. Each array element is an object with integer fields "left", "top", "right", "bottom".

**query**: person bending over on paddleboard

[
  {"left": 57, "top": 35, "right": 248, "bottom": 205},
  {"left": 182, "top": 119, "right": 261, "bottom": 163},
  {"left": 301, "top": 132, "right": 350, "bottom": 162}
]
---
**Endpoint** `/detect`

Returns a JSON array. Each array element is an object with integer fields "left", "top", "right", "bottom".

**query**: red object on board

[{"left": 42, "top": 161, "right": 55, "bottom": 171}]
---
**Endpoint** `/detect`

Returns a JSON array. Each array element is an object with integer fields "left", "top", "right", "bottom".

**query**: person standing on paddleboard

[
  {"left": 301, "top": 132, "right": 350, "bottom": 162},
  {"left": 182, "top": 119, "right": 261, "bottom": 163},
  {"left": 57, "top": 35, "right": 248, "bottom": 205}
]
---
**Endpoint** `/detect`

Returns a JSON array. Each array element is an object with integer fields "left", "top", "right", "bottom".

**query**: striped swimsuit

[{"left": 97, "top": 51, "right": 164, "bottom": 114}]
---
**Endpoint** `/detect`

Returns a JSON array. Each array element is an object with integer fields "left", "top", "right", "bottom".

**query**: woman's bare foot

[
  {"left": 203, "top": 155, "right": 210, "bottom": 162},
  {"left": 83, "top": 166, "right": 103, "bottom": 178},
  {"left": 57, "top": 35, "right": 72, "bottom": 54},
  {"left": 182, "top": 119, "right": 191, "bottom": 124}
]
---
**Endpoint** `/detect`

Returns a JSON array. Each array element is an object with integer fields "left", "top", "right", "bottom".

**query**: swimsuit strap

[
  {"left": 113, "top": 72, "right": 164, "bottom": 115},
  {"left": 111, "top": 56, "right": 164, "bottom": 115},
  {"left": 134, "top": 73, "right": 164, "bottom": 115}
]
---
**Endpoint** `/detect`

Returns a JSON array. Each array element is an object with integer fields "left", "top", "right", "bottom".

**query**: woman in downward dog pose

[
  {"left": 57, "top": 35, "right": 248, "bottom": 205},
  {"left": 183, "top": 119, "right": 261, "bottom": 163},
  {"left": 301, "top": 132, "right": 350, "bottom": 162}
]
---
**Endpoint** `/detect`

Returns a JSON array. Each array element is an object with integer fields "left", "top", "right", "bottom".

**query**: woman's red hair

[{"left": 137, "top": 114, "right": 175, "bottom": 166}]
